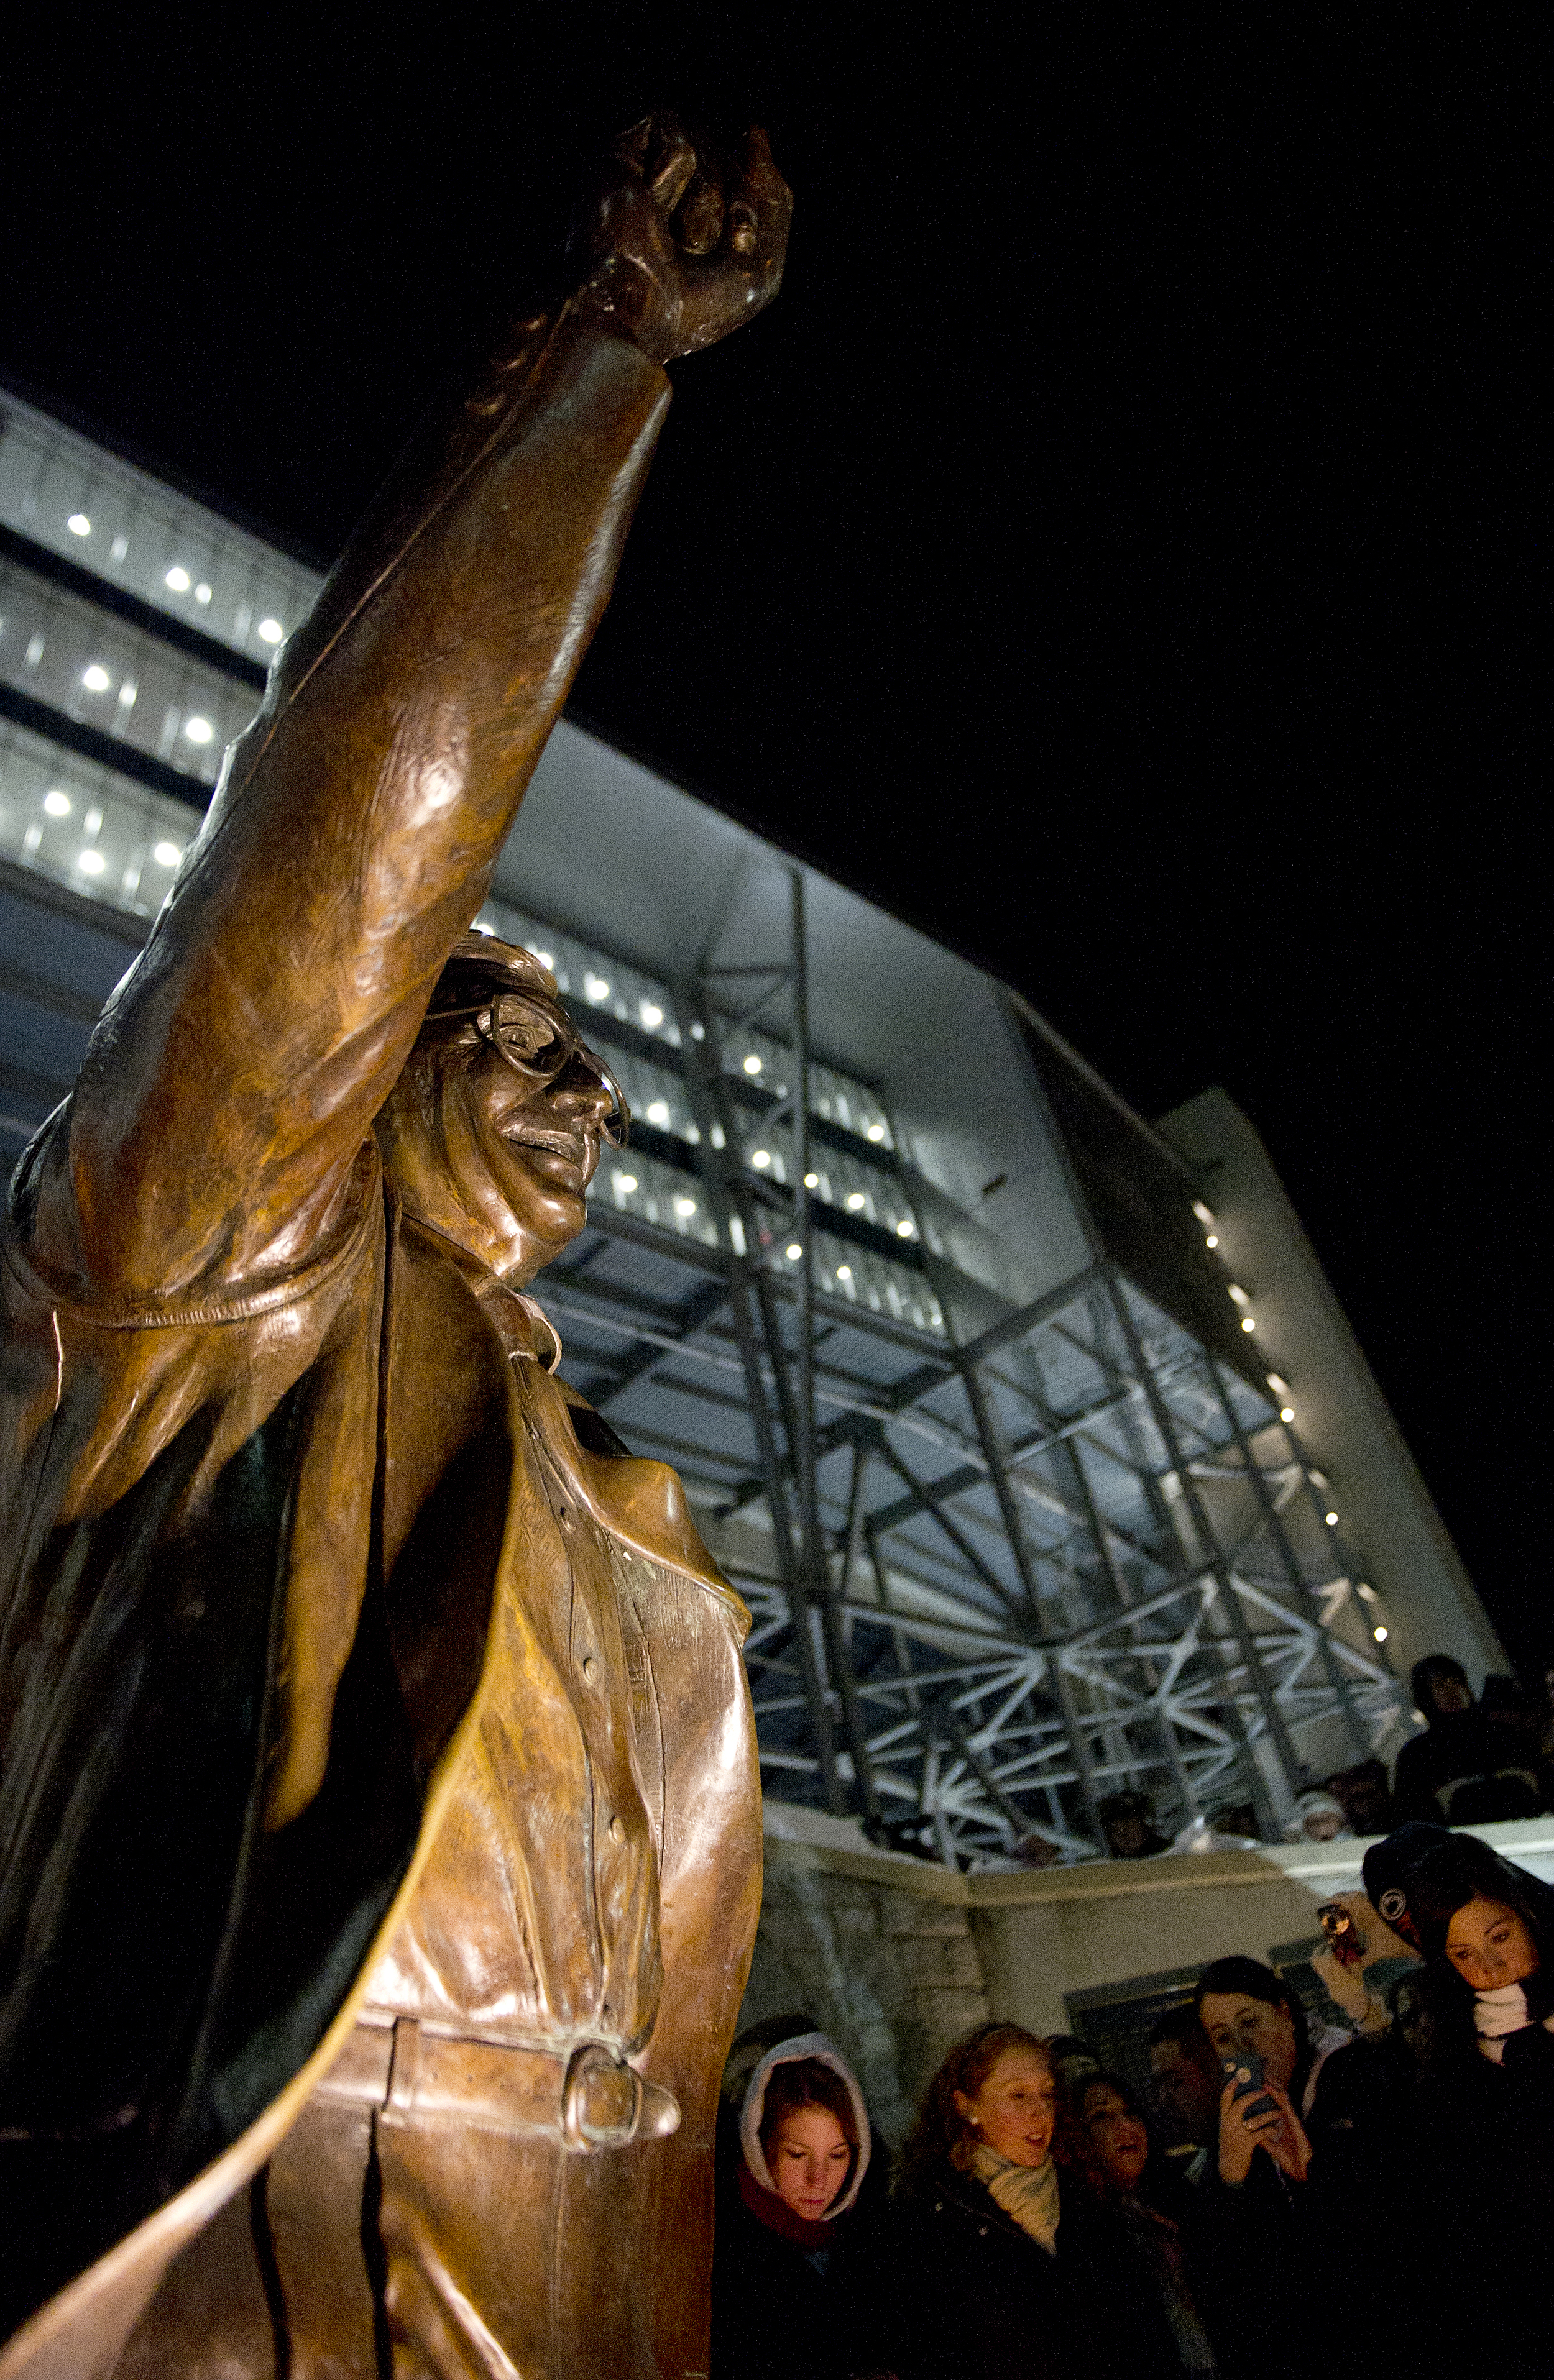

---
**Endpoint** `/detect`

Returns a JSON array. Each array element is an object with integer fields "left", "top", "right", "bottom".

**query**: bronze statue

[{"left": 0, "top": 113, "right": 789, "bottom": 2379}]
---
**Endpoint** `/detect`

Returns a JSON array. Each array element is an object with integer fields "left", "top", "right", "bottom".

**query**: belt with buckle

[{"left": 313, "top": 2012, "right": 680, "bottom": 2152}]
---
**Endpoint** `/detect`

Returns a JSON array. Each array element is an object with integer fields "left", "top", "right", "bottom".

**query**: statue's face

[{"left": 378, "top": 991, "right": 620, "bottom": 1283}]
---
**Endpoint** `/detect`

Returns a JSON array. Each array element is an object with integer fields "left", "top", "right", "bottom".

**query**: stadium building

[{"left": 0, "top": 385, "right": 1505, "bottom": 1866}]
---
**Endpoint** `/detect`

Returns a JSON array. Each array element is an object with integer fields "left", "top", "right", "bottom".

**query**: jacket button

[
  {"left": 609, "top": 1813, "right": 623, "bottom": 1841},
  {"left": 582, "top": 1655, "right": 597, "bottom": 1680}
]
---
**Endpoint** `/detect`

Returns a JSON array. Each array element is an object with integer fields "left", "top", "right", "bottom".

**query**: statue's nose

[{"left": 553, "top": 1063, "right": 615, "bottom": 1119}]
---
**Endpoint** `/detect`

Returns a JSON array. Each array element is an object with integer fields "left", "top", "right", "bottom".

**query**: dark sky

[{"left": 2, "top": 14, "right": 1543, "bottom": 1668}]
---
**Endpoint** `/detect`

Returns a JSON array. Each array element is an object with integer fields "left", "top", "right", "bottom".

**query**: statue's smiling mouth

[{"left": 504, "top": 1120, "right": 591, "bottom": 1181}]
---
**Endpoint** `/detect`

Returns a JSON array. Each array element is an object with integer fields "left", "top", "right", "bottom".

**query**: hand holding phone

[
  {"left": 1221, "top": 2048, "right": 1277, "bottom": 2121},
  {"left": 1217, "top": 2057, "right": 1313, "bottom": 2186}
]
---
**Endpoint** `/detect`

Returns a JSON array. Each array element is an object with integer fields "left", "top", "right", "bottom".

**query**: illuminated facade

[{"left": 0, "top": 386, "right": 1502, "bottom": 1864}]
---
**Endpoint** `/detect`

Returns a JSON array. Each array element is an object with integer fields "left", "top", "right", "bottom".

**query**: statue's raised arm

[
  {"left": 38, "top": 117, "right": 790, "bottom": 1303},
  {"left": 0, "top": 119, "right": 786, "bottom": 2379}
]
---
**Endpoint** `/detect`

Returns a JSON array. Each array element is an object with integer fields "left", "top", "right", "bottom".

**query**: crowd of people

[
  {"left": 709, "top": 1818, "right": 1554, "bottom": 2378},
  {"left": 1090, "top": 1654, "right": 1554, "bottom": 1864}
]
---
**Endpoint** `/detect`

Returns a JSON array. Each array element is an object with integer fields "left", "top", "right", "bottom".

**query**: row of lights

[
  {"left": 536, "top": 951, "right": 889, "bottom": 1149},
  {"left": 1203, "top": 1203, "right": 1391, "bottom": 1653},
  {"left": 739, "top": 1048, "right": 888, "bottom": 1142},
  {"left": 63, "top": 515, "right": 285, "bottom": 644},
  {"left": 608, "top": 1169, "right": 886, "bottom": 1292},
  {"left": 554, "top": 952, "right": 898, "bottom": 1177},
  {"left": 80, "top": 663, "right": 214, "bottom": 745},
  {"left": 747, "top": 1143, "right": 916, "bottom": 1237},
  {"left": 569, "top": 964, "right": 670, "bottom": 1039},
  {"left": 38, "top": 786, "right": 183, "bottom": 874},
  {"left": 1193, "top": 1199, "right": 1265, "bottom": 1346},
  {"left": 611, "top": 1172, "right": 699, "bottom": 1227},
  {"left": 528, "top": 951, "right": 897, "bottom": 1183},
  {"left": 530, "top": 958, "right": 683, "bottom": 1129}
]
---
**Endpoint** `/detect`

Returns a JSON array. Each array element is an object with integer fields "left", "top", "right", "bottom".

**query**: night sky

[{"left": 2, "top": 16, "right": 1542, "bottom": 1668}]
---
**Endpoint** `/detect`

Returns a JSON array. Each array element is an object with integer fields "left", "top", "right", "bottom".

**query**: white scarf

[
  {"left": 1473, "top": 1981, "right": 1554, "bottom": 2062},
  {"left": 970, "top": 2143, "right": 1060, "bottom": 2255}
]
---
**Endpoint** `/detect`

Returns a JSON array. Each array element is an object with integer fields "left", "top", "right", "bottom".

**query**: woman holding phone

[
  {"left": 1185, "top": 1961, "right": 1372, "bottom": 2378},
  {"left": 1193, "top": 1957, "right": 1348, "bottom": 2144}
]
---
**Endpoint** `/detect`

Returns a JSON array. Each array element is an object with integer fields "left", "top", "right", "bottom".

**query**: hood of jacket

[{"left": 738, "top": 2031, "right": 871, "bottom": 2219}]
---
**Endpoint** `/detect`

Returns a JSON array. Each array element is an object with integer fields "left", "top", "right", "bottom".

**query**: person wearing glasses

[{"left": 0, "top": 112, "right": 788, "bottom": 2379}]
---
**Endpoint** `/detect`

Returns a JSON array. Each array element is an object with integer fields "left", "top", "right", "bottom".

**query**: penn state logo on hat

[{"left": 1379, "top": 1887, "right": 1407, "bottom": 1923}]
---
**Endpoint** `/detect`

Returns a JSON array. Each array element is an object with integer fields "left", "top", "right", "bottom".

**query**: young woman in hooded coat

[{"left": 710, "top": 2031, "right": 895, "bottom": 2380}]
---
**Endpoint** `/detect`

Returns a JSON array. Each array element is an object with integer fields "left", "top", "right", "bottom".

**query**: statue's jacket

[{"left": 0, "top": 295, "right": 761, "bottom": 2362}]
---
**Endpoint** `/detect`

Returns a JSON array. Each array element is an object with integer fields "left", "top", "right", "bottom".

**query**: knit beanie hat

[{"left": 1361, "top": 1821, "right": 1451, "bottom": 1939}]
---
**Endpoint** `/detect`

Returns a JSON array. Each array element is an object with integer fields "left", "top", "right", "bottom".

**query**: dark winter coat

[
  {"left": 710, "top": 2167, "right": 894, "bottom": 2380},
  {"left": 883, "top": 2160, "right": 1180, "bottom": 2380},
  {"left": 1389, "top": 2033, "right": 1554, "bottom": 2380},
  {"left": 1392, "top": 1710, "right": 1545, "bottom": 1824},
  {"left": 1184, "top": 2035, "right": 1416, "bottom": 2380}
]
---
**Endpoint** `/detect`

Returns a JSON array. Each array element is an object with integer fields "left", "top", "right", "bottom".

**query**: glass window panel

[
  {"left": 32, "top": 459, "right": 96, "bottom": 557},
  {"left": 119, "top": 500, "right": 182, "bottom": 607},
  {"left": 208, "top": 548, "right": 258, "bottom": 651},
  {"left": 588, "top": 1145, "right": 717, "bottom": 1248},
  {"left": 0, "top": 557, "right": 257, "bottom": 779},
  {"left": 476, "top": 895, "right": 682, "bottom": 1050},
  {"left": 0, "top": 716, "right": 202, "bottom": 918},
  {"left": 0, "top": 419, "right": 48, "bottom": 529},
  {"left": 0, "top": 395, "right": 323, "bottom": 662}
]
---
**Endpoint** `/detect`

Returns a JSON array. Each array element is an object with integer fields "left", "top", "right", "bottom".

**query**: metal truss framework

[
  {"left": 0, "top": 388, "right": 1407, "bottom": 1870},
  {"left": 523, "top": 874, "right": 1405, "bottom": 1869}
]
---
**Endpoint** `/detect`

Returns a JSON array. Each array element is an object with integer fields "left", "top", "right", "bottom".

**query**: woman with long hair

[
  {"left": 1055, "top": 2068, "right": 1218, "bottom": 2374},
  {"left": 1409, "top": 1834, "right": 1554, "bottom": 2064},
  {"left": 710, "top": 2031, "right": 894, "bottom": 2380},
  {"left": 1388, "top": 1838, "right": 1554, "bottom": 2376},
  {"left": 885, "top": 2021, "right": 1178, "bottom": 2379}
]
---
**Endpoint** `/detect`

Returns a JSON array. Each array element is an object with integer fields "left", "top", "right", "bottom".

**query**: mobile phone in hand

[{"left": 1221, "top": 2048, "right": 1277, "bottom": 2121}]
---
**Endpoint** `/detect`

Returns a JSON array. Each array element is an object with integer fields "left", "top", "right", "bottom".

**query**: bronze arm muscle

[
  {"left": 52, "top": 308, "right": 665, "bottom": 1303},
  {"left": 40, "top": 119, "right": 789, "bottom": 1307}
]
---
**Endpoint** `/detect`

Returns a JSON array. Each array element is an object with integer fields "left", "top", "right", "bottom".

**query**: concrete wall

[
  {"left": 740, "top": 1806, "right": 990, "bottom": 2144},
  {"left": 1157, "top": 1087, "right": 1505, "bottom": 1703},
  {"left": 743, "top": 1803, "right": 1554, "bottom": 2136}
]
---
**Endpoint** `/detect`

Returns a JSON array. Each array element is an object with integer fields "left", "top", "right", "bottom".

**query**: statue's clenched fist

[{"left": 572, "top": 114, "right": 792, "bottom": 364}]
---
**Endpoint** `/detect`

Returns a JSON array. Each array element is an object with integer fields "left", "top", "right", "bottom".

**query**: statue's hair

[{"left": 423, "top": 931, "right": 559, "bottom": 1030}]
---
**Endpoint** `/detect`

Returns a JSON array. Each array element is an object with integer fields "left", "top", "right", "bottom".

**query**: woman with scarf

[
  {"left": 710, "top": 2031, "right": 895, "bottom": 2380},
  {"left": 1057, "top": 2068, "right": 1218, "bottom": 2374},
  {"left": 1389, "top": 1836, "right": 1554, "bottom": 2376},
  {"left": 885, "top": 2022, "right": 1178, "bottom": 2380}
]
